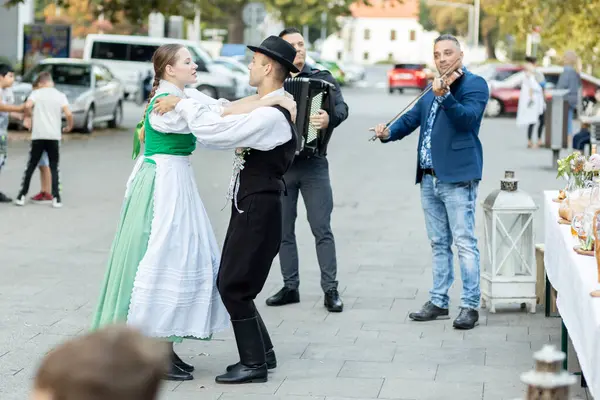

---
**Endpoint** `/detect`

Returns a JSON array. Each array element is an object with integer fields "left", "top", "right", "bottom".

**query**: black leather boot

[
  {"left": 164, "top": 362, "right": 193, "bottom": 381},
  {"left": 172, "top": 349, "right": 194, "bottom": 373},
  {"left": 226, "top": 312, "right": 276, "bottom": 371},
  {"left": 215, "top": 317, "right": 268, "bottom": 384}
]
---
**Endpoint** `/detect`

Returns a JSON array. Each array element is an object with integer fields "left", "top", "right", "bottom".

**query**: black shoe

[
  {"left": 172, "top": 350, "right": 194, "bottom": 373},
  {"left": 226, "top": 312, "right": 277, "bottom": 371},
  {"left": 0, "top": 192, "right": 12, "bottom": 203},
  {"left": 164, "top": 362, "right": 193, "bottom": 381},
  {"left": 227, "top": 348, "right": 277, "bottom": 372},
  {"left": 453, "top": 307, "right": 479, "bottom": 330},
  {"left": 215, "top": 317, "right": 268, "bottom": 384},
  {"left": 408, "top": 301, "right": 450, "bottom": 322},
  {"left": 324, "top": 288, "right": 343, "bottom": 312},
  {"left": 265, "top": 287, "right": 300, "bottom": 306}
]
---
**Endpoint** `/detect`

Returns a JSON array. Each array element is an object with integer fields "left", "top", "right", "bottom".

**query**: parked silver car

[{"left": 11, "top": 59, "right": 125, "bottom": 133}]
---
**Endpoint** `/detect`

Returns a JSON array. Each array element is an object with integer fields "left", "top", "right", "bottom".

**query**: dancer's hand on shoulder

[
  {"left": 153, "top": 95, "right": 181, "bottom": 115},
  {"left": 276, "top": 96, "right": 297, "bottom": 123}
]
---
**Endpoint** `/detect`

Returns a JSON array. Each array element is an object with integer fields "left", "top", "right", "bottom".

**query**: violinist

[{"left": 372, "top": 34, "right": 489, "bottom": 331}]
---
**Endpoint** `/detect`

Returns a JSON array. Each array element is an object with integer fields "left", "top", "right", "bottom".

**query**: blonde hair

[
  {"left": 138, "top": 44, "right": 184, "bottom": 142},
  {"left": 33, "top": 324, "right": 169, "bottom": 400}
]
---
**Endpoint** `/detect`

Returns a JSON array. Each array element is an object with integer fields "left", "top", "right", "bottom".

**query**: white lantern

[{"left": 481, "top": 171, "right": 539, "bottom": 313}]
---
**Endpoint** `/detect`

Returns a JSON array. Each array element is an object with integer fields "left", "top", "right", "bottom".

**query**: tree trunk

[{"left": 227, "top": 7, "right": 244, "bottom": 44}]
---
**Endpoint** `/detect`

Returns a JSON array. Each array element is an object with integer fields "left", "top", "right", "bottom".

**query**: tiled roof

[{"left": 349, "top": 0, "right": 419, "bottom": 18}]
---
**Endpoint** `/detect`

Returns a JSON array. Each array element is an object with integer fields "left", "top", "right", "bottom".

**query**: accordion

[{"left": 283, "top": 77, "right": 336, "bottom": 157}]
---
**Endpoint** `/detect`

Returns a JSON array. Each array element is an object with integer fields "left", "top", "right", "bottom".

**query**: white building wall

[{"left": 322, "top": 17, "right": 437, "bottom": 66}]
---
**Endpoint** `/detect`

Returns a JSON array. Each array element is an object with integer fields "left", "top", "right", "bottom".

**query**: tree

[
  {"left": 486, "top": 0, "right": 600, "bottom": 68},
  {"left": 418, "top": 0, "right": 434, "bottom": 31},
  {"left": 417, "top": 0, "right": 502, "bottom": 59}
]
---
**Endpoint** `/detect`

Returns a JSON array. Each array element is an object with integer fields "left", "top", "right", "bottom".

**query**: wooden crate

[{"left": 535, "top": 244, "right": 558, "bottom": 314}]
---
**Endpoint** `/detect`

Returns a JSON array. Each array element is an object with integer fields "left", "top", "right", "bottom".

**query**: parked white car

[
  {"left": 83, "top": 34, "right": 239, "bottom": 102},
  {"left": 11, "top": 58, "right": 124, "bottom": 133}
]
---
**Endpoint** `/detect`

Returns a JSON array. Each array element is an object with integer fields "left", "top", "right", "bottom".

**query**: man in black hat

[
  {"left": 148, "top": 35, "right": 298, "bottom": 384},
  {"left": 213, "top": 35, "right": 299, "bottom": 384}
]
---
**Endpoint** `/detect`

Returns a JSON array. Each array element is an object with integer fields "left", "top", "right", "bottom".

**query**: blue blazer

[{"left": 382, "top": 68, "right": 489, "bottom": 184}]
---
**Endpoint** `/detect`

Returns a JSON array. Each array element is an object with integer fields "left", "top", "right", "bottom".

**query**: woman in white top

[
  {"left": 516, "top": 60, "right": 545, "bottom": 148},
  {"left": 90, "top": 43, "right": 296, "bottom": 381}
]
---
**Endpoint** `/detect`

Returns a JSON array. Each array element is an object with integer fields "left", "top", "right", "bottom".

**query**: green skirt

[{"left": 90, "top": 161, "right": 210, "bottom": 343}]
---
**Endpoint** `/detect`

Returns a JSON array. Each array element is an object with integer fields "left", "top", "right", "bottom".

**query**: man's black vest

[{"left": 237, "top": 105, "right": 297, "bottom": 201}]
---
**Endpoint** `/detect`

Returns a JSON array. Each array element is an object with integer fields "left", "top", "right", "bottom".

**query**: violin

[{"left": 368, "top": 58, "right": 464, "bottom": 141}]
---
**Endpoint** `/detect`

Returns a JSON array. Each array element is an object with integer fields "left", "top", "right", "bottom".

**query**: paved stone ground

[{"left": 0, "top": 85, "right": 590, "bottom": 400}]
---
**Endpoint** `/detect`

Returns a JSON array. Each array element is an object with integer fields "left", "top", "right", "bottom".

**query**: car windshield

[
  {"left": 394, "top": 64, "right": 424, "bottom": 69},
  {"left": 22, "top": 64, "right": 91, "bottom": 87}
]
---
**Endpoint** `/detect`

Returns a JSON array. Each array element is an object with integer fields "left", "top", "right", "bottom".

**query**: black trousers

[
  {"left": 217, "top": 192, "right": 282, "bottom": 320},
  {"left": 527, "top": 112, "right": 545, "bottom": 140},
  {"left": 19, "top": 139, "right": 60, "bottom": 199}
]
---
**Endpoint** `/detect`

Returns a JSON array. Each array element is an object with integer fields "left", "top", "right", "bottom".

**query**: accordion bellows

[{"left": 283, "top": 77, "right": 336, "bottom": 157}]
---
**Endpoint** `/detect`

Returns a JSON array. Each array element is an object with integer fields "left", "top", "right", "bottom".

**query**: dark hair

[
  {"left": 139, "top": 43, "right": 184, "bottom": 142},
  {"left": 259, "top": 55, "right": 290, "bottom": 83},
  {"left": 0, "top": 63, "right": 14, "bottom": 77},
  {"left": 279, "top": 27, "right": 301, "bottom": 38},
  {"left": 434, "top": 34, "right": 461, "bottom": 48},
  {"left": 525, "top": 56, "right": 537, "bottom": 64},
  {"left": 33, "top": 71, "right": 52, "bottom": 88}
]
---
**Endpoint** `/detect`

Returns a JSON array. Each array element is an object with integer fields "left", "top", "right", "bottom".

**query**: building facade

[{"left": 321, "top": 0, "right": 438, "bottom": 65}]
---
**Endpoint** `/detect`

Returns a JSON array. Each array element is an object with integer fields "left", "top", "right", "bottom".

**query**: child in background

[
  {"left": 24, "top": 75, "right": 54, "bottom": 203},
  {"left": 14, "top": 72, "right": 72, "bottom": 208},
  {"left": 0, "top": 63, "right": 26, "bottom": 203}
]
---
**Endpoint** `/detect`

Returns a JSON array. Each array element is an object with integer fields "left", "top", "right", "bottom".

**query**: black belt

[{"left": 422, "top": 168, "right": 435, "bottom": 176}]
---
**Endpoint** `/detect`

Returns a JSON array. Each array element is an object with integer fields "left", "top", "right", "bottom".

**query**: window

[
  {"left": 129, "top": 44, "right": 159, "bottom": 62},
  {"left": 22, "top": 64, "right": 91, "bottom": 87},
  {"left": 337, "top": 51, "right": 342, "bottom": 60},
  {"left": 91, "top": 42, "right": 128, "bottom": 61},
  {"left": 390, "top": 30, "right": 396, "bottom": 41},
  {"left": 364, "top": 29, "right": 370, "bottom": 40},
  {"left": 409, "top": 30, "right": 416, "bottom": 41},
  {"left": 388, "top": 52, "right": 394, "bottom": 60},
  {"left": 363, "top": 52, "right": 369, "bottom": 61}
]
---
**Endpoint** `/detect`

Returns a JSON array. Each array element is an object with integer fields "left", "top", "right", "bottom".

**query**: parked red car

[
  {"left": 387, "top": 63, "right": 432, "bottom": 93},
  {"left": 486, "top": 66, "right": 600, "bottom": 117}
]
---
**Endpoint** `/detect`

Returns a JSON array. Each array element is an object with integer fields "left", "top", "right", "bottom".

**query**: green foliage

[{"left": 486, "top": 0, "right": 600, "bottom": 67}]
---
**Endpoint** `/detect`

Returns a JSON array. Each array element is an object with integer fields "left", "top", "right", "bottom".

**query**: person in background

[
  {"left": 0, "top": 63, "right": 26, "bottom": 203},
  {"left": 14, "top": 72, "right": 72, "bottom": 208},
  {"left": 23, "top": 75, "right": 53, "bottom": 203},
  {"left": 572, "top": 88, "right": 600, "bottom": 152},
  {"left": 557, "top": 50, "right": 582, "bottom": 146},
  {"left": 516, "top": 56, "right": 545, "bottom": 148},
  {"left": 30, "top": 325, "right": 169, "bottom": 400}
]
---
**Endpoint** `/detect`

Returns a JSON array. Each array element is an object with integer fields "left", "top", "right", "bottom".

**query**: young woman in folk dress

[{"left": 90, "top": 44, "right": 296, "bottom": 381}]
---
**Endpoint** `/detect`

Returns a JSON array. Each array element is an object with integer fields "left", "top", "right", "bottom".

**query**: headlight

[{"left": 69, "top": 101, "right": 86, "bottom": 113}]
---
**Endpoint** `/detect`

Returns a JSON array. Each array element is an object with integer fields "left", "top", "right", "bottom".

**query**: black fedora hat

[{"left": 247, "top": 35, "right": 299, "bottom": 73}]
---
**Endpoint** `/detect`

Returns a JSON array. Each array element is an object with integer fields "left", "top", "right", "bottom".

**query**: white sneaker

[
  {"left": 14, "top": 195, "right": 25, "bottom": 206},
  {"left": 52, "top": 198, "right": 62, "bottom": 208}
]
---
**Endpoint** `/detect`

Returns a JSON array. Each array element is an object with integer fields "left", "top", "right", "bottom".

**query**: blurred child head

[
  {"left": 32, "top": 72, "right": 53, "bottom": 89},
  {"left": 31, "top": 324, "right": 169, "bottom": 400},
  {"left": 0, "top": 63, "right": 15, "bottom": 89}
]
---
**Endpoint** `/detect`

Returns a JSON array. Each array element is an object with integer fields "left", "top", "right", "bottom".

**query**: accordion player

[{"left": 283, "top": 77, "right": 336, "bottom": 157}]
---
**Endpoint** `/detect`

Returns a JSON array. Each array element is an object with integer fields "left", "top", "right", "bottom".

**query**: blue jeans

[{"left": 420, "top": 174, "right": 481, "bottom": 309}]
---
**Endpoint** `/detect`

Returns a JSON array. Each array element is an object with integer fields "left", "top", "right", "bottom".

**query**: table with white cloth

[{"left": 543, "top": 190, "right": 600, "bottom": 397}]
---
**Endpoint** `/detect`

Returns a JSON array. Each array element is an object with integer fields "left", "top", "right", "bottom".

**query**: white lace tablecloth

[{"left": 544, "top": 190, "right": 600, "bottom": 398}]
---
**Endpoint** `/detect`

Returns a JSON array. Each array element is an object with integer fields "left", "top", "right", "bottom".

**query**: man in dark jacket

[{"left": 265, "top": 28, "right": 349, "bottom": 312}]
